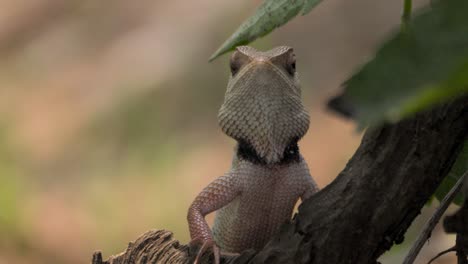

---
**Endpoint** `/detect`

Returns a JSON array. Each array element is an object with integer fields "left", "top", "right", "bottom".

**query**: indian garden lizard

[{"left": 187, "top": 46, "right": 319, "bottom": 264}]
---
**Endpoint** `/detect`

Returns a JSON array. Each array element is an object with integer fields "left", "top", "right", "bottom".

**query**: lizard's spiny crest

[{"left": 218, "top": 46, "right": 310, "bottom": 164}]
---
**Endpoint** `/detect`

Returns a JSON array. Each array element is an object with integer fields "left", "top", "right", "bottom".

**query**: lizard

[{"left": 187, "top": 46, "right": 319, "bottom": 264}]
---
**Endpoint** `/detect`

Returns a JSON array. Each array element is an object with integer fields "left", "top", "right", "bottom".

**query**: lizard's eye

[
  {"left": 286, "top": 57, "right": 296, "bottom": 76},
  {"left": 229, "top": 50, "right": 251, "bottom": 76},
  {"left": 230, "top": 60, "right": 240, "bottom": 76}
]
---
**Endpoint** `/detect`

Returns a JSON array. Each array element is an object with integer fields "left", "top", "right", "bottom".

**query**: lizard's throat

[
  {"left": 236, "top": 138, "right": 301, "bottom": 165},
  {"left": 218, "top": 101, "right": 310, "bottom": 164}
]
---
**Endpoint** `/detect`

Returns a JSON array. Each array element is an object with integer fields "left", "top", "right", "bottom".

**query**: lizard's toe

[{"left": 192, "top": 239, "right": 220, "bottom": 264}]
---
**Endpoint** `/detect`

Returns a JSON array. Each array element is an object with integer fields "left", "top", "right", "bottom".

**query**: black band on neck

[{"left": 236, "top": 138, "right": 301, "bottom": 165}]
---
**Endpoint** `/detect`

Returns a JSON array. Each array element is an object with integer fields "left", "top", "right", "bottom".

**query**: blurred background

[{"left": 0, "top": 0, "right": 458, "bottom": 263}]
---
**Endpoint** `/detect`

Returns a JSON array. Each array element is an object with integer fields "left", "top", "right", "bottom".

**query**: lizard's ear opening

[{"left": 230, "top": 49, "right": 251, "bottom": 76}]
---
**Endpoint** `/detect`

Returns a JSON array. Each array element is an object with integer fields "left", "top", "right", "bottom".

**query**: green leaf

[
  {"left": 302, "top": 0, "right": 323, "bottom": 15},
  {"left": 329, "top": 0, "right": 468, "bottom": 127},
  {"left": 209, "top": 0, "right": 323, "bottom": 61},
  {"left": 434, "top": 141, "right": 468, "bottom": 206}
]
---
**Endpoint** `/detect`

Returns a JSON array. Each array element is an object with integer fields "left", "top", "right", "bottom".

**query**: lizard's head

[{"left": 218, "top": 46, "right": 310, "bottom": 164}]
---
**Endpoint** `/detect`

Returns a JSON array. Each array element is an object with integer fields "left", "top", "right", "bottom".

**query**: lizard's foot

[{"left": 189, "top": 238, "right": 220, "bottom": 264}]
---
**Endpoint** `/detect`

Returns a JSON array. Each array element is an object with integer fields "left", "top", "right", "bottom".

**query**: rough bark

[
  {"left": 92, "top": 230, "right": 190, "bottom": 264},
  {"left": 92, "top": 96, "right": 468, "bottom": 264}
]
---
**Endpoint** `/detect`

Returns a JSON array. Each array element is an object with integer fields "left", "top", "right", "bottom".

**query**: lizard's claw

[{"left": 190, "top": 238, "right": 220, "bottom": 264}]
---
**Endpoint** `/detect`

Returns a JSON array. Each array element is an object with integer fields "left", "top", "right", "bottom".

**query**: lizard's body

[
  {"left": 187, "top": 46, "right": 318, "bottom": 261},
  {"left": 212, "top": 155, "right": 316, "bottom": 252}
]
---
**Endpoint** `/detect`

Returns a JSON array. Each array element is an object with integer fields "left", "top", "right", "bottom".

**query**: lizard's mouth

[{"left": 218, "top": 64, "right": 309, "bottom": 164}]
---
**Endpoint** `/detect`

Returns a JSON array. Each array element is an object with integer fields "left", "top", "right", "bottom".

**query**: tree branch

[
  {"left": 93, "top": 96, "right": 468, "bottom": 264},
  {"left": 444, "top": 178, "right": 468, "bottom": 264},
  {"left": 403, "top": 171, "right": 467, "bottom": 264}
]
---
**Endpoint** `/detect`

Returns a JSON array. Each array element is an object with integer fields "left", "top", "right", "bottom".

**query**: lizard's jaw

[{"left": 218, "top": 63, "right": 309, "bottom": 164}]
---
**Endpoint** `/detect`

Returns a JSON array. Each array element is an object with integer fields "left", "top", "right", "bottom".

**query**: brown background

[{"left": 0, "top": 0, "right": 456, "bottom": 263}]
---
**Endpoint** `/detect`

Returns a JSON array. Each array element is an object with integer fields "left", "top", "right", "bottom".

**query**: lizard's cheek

[{"left": 218, "top": 66, "right": 309, "bottom": 164}]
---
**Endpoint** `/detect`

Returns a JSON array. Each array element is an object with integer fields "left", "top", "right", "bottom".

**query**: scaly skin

[{"left": 187, "top": 46, "right": 318, "bottom": 263}]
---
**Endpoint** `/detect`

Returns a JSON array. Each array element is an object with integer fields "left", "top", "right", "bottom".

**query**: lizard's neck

[{"left": 236, "top": 138, "right": 301, "bottom": 165}]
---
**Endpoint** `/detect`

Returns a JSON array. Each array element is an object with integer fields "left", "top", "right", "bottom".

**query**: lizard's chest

[
  {"left": 240, "top": 170, "right": 302, "bottom": 207},
  {"left": 238, "top": 161, "right": 306, "bottom": 200},
  {"left": 212, "top": 162, "right": 307, "bottom": 252}
]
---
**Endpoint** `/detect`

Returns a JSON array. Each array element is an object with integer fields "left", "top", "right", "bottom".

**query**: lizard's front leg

[{"left": 187, "top": 174, "right": 241, "bottom": 264}]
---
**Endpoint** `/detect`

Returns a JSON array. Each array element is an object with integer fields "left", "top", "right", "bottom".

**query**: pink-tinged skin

[{"left": 187, "top": 156, "right": 318, "bottom": 261}]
